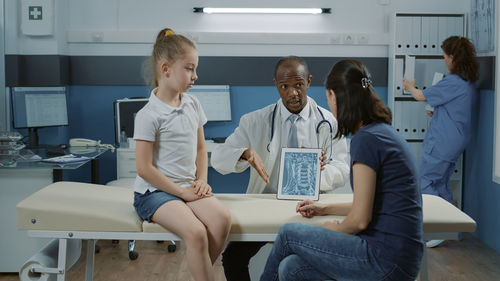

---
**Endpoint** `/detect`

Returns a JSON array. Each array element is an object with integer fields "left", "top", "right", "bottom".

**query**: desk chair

[{"left": 106, "top": 178, "right": 176, "bottom": 260}]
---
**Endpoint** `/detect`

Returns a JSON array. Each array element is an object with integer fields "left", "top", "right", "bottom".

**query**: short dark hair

[
  {"left": 441, "top": 36, "right": 479, "bottom": 82},
  {"left": 274, "top": 56, "right": 309, "bottom": 79},
  {"left": 325, "top": 59, "right": 392, "bottom": 138}
]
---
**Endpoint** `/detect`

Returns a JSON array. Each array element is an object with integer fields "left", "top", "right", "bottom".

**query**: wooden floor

[{"left": 2, "top": 233, "right": 500, "bottom": 281}]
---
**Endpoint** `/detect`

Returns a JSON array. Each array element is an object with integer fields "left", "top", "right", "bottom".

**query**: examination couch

[{"left": 17, "top": 181, "right": 476, "bottom": 281}]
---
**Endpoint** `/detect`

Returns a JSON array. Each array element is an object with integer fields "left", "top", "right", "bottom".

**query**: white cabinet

[
  {"left": 389, "top": 13, "right": 465, "bottom": 208},
  {"left": 116, "top": 148, "right": 137, "bottom": 179}
]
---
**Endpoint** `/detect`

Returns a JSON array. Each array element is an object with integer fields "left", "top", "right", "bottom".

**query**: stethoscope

[{"left": 267, "top": 103, "right": 334, "bottom": 160}]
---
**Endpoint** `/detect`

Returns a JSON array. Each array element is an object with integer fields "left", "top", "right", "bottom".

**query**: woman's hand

[
  {"left": 402, "top": 77, "right": 416, "bottom": 91},
  {"left": 296, "top": 200, "right": 326, "bottom": 218}
]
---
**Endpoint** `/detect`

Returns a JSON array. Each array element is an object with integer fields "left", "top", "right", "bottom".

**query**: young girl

[
  {"left": 403, "top": 36, "right": 479, "bottom": 207},
  {"left": 260, "top": 60, "right": 423, "bottom": 281},
  {"left": 133, "top": 28, "right": 231, "bottom": 281}
]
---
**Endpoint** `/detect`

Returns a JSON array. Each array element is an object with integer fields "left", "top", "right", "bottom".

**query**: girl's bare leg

[
  {"left": 152, "top": 200, "right": 214, "bottom": 281},
  {"left": 187, "top": 197, "right": 232, "bottom": 263}
]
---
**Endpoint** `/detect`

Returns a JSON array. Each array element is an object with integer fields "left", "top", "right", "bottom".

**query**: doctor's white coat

[{"left": 211, "top": 97, "right": 350, "bottom": 194}]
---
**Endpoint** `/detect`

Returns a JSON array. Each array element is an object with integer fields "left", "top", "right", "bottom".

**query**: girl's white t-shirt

[{"left": 133, "top": 89, "right": 207, "bottom": 194}]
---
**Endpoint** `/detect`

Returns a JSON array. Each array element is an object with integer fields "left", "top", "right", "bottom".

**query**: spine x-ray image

[{"left": 281, "top": 152, "right": 318, "bottom": 196}]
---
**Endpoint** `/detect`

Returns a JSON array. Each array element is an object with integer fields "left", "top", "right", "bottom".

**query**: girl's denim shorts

[{"left": 134, "top": 190, "right": 184, "bottom": 222}]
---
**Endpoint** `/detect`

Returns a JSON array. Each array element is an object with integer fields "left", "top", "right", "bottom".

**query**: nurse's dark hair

[
  {"left": 441, "top": 36, "right": 479, "bottom": 82},
  {"left": 143, "top": 28, "right": 197, "bottom": 87},
  {"left": 274, "top": 56, "right": 309, "bottom": 79},
  {"left": 325, "top": 59, "right": 392, "bottom": 139}
]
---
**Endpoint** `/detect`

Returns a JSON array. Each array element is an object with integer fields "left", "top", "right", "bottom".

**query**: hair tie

[
  {"left": 164, "top": 29, "right": 175, "bottom": 37},
  {"left": 361, "top": 77, "right": 372, "bottom": 89}
]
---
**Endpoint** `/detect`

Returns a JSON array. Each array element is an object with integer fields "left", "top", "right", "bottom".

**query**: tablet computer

[{"left": 277, "top": 148, "right": 321, "bottom": 201}]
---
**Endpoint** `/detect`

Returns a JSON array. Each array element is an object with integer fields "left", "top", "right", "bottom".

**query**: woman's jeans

[{"left": 260, "top": 223, "right": 417, "bottom": 281}]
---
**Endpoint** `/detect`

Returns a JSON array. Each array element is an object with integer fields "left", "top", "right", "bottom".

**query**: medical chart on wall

[{"left": 471, "top": 0, "right": 495, "bottom": 53}]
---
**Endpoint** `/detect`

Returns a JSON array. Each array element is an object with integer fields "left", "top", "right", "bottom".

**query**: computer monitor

[
  {"left": 187, "top": 85, "right": 231, "bottom": 121},
  {"left": 11, "top": 87, "right": 69, "bottom": 147},
  {"left": 114, "top": 98, "right": 149, "bottom": 146}
]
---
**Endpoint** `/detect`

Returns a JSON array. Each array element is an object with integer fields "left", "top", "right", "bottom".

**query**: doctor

[{"left": 211, "top": 56, "right": 349, "bottom": 281}]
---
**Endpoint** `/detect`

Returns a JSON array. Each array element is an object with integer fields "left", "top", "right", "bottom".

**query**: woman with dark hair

[
  {"left": 403, "top": 36, "right": 479, "bottom": 247},
  {"left": 260, "top": 60, "right": 424, "bottom": 281}
]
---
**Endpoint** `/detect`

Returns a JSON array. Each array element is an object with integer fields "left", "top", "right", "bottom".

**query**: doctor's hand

[
  {"left": 301, "top": 146, "right": 326, "bottom": 171},
  {"left": 296, "top": 200, "right": 326, "bottom": 218},
  {"left": 319, "top": 150, "right": 327, "bottom": 171},
  {"left": 241, "top": 148, "right": 270, "bottom": 184}
]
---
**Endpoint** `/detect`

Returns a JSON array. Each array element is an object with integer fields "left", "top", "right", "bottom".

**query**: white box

[{"left": 21, "top": 0, "right": 54, "bottom": 36}]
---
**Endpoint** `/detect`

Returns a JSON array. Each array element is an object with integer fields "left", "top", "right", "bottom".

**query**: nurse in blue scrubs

[
  {"left": 403, "top": 36, "right": 479, "bottom": 247},
  {"left": 404, "top": 36, "right": 479, "bottom": 203}
]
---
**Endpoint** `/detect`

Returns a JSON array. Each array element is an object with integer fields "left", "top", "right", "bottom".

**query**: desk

[
  {"left": 0, "top": 148, "right": 109, "bottom": 272},
  {"left": 0, "top": 147, "right": 109, "bottom": 183}
]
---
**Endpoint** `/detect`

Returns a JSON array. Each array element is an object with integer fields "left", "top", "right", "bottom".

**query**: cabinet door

[{"left": 117, "top": 149, "right": 137, "bottom": 178}]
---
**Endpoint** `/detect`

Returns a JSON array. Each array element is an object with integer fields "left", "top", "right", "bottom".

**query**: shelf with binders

[{"left": 394, "top": 13, "right": 465, "bottom": 56}]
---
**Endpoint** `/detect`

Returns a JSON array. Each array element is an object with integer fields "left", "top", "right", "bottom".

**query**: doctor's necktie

[{"left": 287, "top": 114, "right": 299, "bottom": 148}]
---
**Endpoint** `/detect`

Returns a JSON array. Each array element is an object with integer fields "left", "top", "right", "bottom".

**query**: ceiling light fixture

[{"left": 193, "top": 7, "right": 331, "bottom": 14}]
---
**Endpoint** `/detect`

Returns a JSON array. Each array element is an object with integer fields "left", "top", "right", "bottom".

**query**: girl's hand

[
  {"left": 296, "top": 200, "right": 325, "bottom": 218},
  {"left": 192, "top": 180, "right": 213, "bottom": 197},
  {"left": 181, "top": 186, "right": 213, "bottom": 202}
]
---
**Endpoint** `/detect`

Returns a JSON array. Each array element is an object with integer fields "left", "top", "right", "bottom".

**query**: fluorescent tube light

[{"left": 193, "top": 8, "right": 331, "bottom": 14}]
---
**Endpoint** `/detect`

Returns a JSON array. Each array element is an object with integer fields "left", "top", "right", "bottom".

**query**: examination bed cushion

[
  {"left": 17, "top": 181, "right": 142, "bottom": 232},
  {"left": 143, "top": 193, "right": 347, "bottom": 234},
  {"left": 17, "top": 182, "right": 476, "bottom": 235}
]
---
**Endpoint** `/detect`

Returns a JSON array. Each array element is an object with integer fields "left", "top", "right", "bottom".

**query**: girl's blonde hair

[{"left": 145, "top": 28, "right": 197, "bottom": 87}]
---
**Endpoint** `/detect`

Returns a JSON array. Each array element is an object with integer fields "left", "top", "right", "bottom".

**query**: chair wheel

[
  {"left": 167, "top": 244, "right": 176, "bottom": 252},
  {"left": 129, "top": 251, "right": 139, "bottom": 260}
]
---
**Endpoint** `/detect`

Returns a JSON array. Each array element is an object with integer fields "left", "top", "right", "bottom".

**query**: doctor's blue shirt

[{"left": 422, "top": 74, "right": 475, "bottom": 162}]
